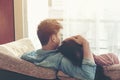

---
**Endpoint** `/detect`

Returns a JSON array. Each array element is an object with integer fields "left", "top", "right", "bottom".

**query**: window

[{"left": 26, "top": 0, "right": 120, "bottom": 56}]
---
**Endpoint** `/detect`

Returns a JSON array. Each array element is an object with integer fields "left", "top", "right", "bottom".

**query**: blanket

[{"left": 93, "top": 53, "right": 119, "bottom": 66}]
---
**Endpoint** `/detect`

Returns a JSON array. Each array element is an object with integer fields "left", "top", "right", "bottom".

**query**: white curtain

[
  {"left": 62, "top": 0, "right": 120, "bottom": 55},
  {"left": 27, "top": 0, "right": 48, "bottom": 49}
]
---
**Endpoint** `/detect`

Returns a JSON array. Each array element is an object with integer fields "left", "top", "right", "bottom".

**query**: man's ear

[{"left": 51, "top": 34, "right": 56, "bottom": 42}]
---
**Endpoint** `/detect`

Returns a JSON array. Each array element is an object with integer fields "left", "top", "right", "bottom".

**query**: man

[{"left": 21, "top": 19, "right": 96, "bottom": 80}]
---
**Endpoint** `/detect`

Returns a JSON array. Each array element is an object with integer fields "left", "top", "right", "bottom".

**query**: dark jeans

[
  {"left": 94, "top": 65, "right": 111, "bottom": 80},
  {"left": 0, "top": 69, "right": 45, "bottom": 80}
]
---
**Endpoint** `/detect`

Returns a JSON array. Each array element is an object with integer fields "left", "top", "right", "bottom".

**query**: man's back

[
  {"left": 21, "top": 49, "right": 96, "bottom": 80},
  {"left": 21, "top": 49, "right": 63, "bottom": 69}
]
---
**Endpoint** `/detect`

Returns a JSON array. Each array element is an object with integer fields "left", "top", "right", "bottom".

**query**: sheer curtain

[
  {"left": 62, "top": 0, "right": 120, "bottom": 55},
  {"left": 27, "top": 0, "right": 48, "bottom": 49},
  {"left": 26, "top": 0, "right": 120, "bottom": 55}
]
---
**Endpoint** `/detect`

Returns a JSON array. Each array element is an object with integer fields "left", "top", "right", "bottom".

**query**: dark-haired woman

[{"left": 58, "top": 35, "right": 119, "bottom": 80}]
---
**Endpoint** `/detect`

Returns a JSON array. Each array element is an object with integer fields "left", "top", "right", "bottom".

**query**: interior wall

[
  {"left": 14, "top": 0, "right": 24, "bottom": 40},
  {"left": 0, "top": 0, "right": 15, "bottom": 44}
]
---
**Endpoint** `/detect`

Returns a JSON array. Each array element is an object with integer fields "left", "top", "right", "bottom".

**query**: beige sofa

[{"left": 0, "top": 38, "right": 120, "bottom": 80}]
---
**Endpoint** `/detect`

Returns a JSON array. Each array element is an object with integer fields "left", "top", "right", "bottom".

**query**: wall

[
  {"left": 0, "top": 0, "right": 15, "bottom": 44},
  {"left": 14, "top": 0, "right": 23, "bottom": 40}
]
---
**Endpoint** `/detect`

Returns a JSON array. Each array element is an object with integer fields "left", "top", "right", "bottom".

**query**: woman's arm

[{"left": 82, "top": 39, "right": 95, "bottom": 63}]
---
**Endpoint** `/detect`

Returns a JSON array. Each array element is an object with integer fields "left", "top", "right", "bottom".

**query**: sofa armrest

[
  {"left": 0, "top": 52, "right": 56, "bottom": 79},
  {"left": 104, "top": 64, "right": 120, "bottom": 80},
  {"left": 104, "top": 64, "right": 120, "bottom": 71}
]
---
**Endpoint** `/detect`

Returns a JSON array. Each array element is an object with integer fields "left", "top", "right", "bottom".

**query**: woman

[
  {"left": 57, "top": 35, "right": 118, "bottom": 80},
  {"left": 58, "top": 35, "right": 96, "bottom": 80}
]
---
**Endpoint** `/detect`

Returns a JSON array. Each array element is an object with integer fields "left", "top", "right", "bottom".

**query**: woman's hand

[
  {"left": 64, "top": 35, "right": 88, "bottom": 45},
  {"left": 72, "top": 35, "right": 88, "bottom": 45}
]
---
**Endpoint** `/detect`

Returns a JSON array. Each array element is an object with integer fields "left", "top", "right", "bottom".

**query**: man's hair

[
  {"left": 37, "top": 19, "right": 62, "bottom": 45},
  {"left": 58, "top": 39, "right": 83, "bottom": 67}
]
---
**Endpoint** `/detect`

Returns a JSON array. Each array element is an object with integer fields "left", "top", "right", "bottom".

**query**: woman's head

[{"left": 58, "top": 39, "right": 83, "bottom": 67}]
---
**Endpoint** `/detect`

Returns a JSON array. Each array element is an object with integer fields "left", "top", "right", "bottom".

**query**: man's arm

[{"left": 21, "top": 51, "right": 37, "bottom": 63}]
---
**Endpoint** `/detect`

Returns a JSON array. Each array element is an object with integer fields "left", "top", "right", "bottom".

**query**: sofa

[{"left": 0, "top": 38, "right": 120, "bottom": 80}]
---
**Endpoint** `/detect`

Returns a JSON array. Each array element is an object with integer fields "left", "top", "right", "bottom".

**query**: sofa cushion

[
  {"left": 58, "top": 71, "right": 79, "bottom": 80},
  {"left": 0, "top": 38, "right": 35, "bottom": 57}
]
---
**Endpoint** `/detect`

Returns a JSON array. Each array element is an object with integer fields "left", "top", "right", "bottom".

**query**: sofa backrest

[
  {"left": 0, "top": 38, "right": 35, "bottom": 58},
  {"left": 0, "top": 38, "right": 78, "bottom": 79}
]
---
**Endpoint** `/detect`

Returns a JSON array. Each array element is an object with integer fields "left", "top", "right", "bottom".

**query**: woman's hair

[
  {"left": 58, "top": 39, "right": 83, "bottom": 67},
  {"left": 37, "top": 19, "right": 62, "bottom": 45}
]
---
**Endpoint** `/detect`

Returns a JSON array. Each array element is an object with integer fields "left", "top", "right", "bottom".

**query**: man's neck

[{"left": 42, "top": 44, "right": 55, "bottom": 50}]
